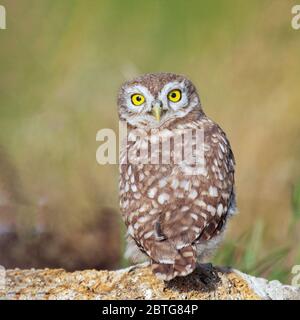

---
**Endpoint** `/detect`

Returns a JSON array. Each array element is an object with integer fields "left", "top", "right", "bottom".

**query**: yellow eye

[
  {"left": 131, "top": 94, "right": 145, "bottom": 106},
  {"left": 167, "top": 89, "right": 182, "bottom": 102}
]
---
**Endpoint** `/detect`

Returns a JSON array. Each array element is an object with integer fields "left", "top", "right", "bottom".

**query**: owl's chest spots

[
  {"left": 120, "top": 161, "right": 207, "bottom": 213},
  {"left": 119, "top": 125, "right": 234, "bottom": 229},
  {"left": 121, "top": 163, "right": 172, "bottom": 196}
]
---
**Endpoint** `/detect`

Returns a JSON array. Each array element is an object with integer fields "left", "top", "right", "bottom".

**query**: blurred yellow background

[{"left": 0, "top": 0, "right": 299, "bottom": 281}]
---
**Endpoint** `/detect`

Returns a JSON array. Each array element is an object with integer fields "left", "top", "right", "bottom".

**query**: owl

[{"left": 118, "top": 73, "right": 236, "bottom": 281}]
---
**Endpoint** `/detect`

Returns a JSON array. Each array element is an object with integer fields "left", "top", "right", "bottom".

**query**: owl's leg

[
  {"left": 124, "top": 235, "right": 150, "bottom": 264},
  {"left": 195, "top": 233, "right": 225, "bottom": 285}
]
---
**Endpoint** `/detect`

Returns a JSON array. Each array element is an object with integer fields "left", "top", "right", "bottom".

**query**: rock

[{"left": 0, "top": 264, "right": 299, "bottom": 300}]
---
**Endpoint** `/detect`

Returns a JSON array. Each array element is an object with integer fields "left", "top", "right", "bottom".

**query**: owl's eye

[
  {"left": 167, "top": 89, "right": 182, "bottom": 102},
  {"left": 131, "top": 94, "right": 145, "bottom": 106}
]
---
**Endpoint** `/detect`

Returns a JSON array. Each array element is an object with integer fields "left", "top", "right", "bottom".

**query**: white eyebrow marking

[
  {"left": 158, "top": 80, "right": 189, "bottom": 111},
  {"left": 124, "top": 85, "right": 154, "bottom": 113}
]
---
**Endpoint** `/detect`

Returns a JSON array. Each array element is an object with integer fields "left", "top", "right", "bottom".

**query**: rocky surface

[{"left": 0, "top": 264, "right": 299, "bottom": 300}]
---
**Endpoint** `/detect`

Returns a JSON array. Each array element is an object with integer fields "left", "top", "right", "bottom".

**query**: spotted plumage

[{"left": 118, "top": 73, "right": 236, "bottom": 281}]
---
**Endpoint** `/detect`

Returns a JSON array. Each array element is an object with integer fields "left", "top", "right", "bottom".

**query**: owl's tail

[{"left": 151, "top": 245, "right": 196, "bottom": 281}]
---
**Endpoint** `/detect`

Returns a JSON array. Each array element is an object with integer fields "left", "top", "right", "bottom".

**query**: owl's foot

[{"left": 196, "top": 262, "right": 220, "bottom": 285}]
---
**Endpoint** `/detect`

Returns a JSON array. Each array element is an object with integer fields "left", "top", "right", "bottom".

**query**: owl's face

[{"left": 118, "top": 73, "right": 201, "bottom": 129}]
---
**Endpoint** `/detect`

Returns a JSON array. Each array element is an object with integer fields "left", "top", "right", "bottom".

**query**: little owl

[{"left": 118, "top": 73, "right": 236, "bottom": 281}]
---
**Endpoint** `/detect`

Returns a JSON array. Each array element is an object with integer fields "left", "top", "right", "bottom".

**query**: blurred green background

[{"left": 0, "top": 0, "right": 300, "bottom": 283}]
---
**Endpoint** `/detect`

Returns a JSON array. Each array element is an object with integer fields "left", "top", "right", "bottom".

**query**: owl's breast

[{"left": 119, "top": 122, "right": 235, "bottom": 250}]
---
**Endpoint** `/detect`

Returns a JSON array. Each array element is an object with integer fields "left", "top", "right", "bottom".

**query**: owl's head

[{"left": 118, "top": 73, "right": 202, "bottom": 129}]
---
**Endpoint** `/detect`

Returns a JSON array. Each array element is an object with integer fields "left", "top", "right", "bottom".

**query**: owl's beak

[{"left": 151, "top": 101, "right": 162, "bottom": 121}]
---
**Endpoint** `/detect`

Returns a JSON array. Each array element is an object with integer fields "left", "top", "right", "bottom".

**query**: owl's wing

[
  {"left": 160, "top": 122, "right": 234, "bottom": 244},
  {"left": 160, "top": 120, "right": 235, "bottom": 245},
  {"left": 143, "top": 119, "right": 235, "bottom": 279}
]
